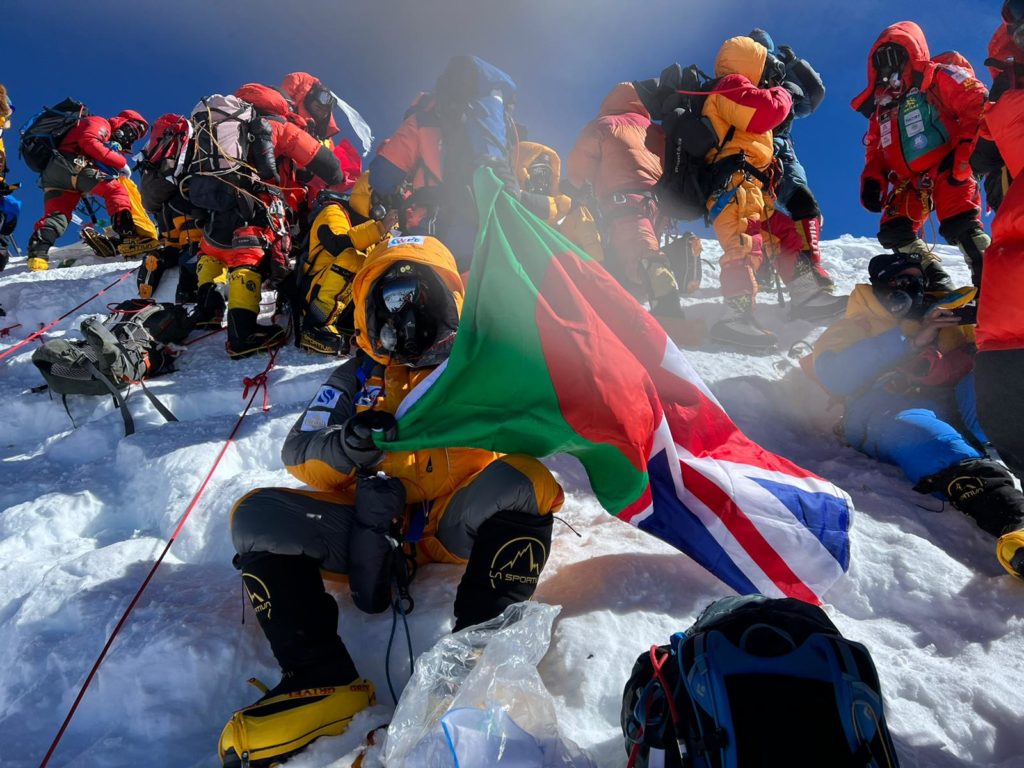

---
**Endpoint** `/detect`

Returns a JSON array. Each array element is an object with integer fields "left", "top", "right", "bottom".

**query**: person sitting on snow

[
  {"left": 811, "top": 252, "right": 1024, "bottom": 579},
  {"left": 516, "top": 140, "right": 572, "bottom": 225},
  {"left": 295, "top": 172, "right": 397, "bottom": 356},
  {"left": 852, "top": 21, "right": 989, "bottom": 290},
  {"left": 218, "top": 235, "right": 564, "bottom": 767}
]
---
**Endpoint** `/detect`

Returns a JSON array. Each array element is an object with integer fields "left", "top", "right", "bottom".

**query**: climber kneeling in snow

[
  {"left": 812, "top": 252, "right": 1024, "bottom": 578},
  {"left": 219, "top": 235, "right": 564, "bottom": 767}
]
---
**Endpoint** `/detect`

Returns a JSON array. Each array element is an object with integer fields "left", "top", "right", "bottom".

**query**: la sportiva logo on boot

[
  {"left": 242, "top": 573, "right": 273, "bottom": 620},
  {"left": 489, "top": 536, "right": 547, "bottom": 589}
]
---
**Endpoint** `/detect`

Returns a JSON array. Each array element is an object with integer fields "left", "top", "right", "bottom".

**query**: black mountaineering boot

[
  {"left": 218, "top": 553, "right": 374, "bottom": 768},
  {"left": 226, "top": 308, "right": 286, "bottom": 359},
  {"left": 452, "top": 509, "right": 553, "bottom": 631}
]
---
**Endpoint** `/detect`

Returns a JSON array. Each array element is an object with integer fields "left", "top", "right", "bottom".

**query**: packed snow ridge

[{"left": 1, "top": 236, "right": 1021, "bottom": 768}]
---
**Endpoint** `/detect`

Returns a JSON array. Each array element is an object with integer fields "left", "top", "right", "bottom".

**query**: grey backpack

[{"left": 32, "top": 300, "right": 191, "bottom": 435}]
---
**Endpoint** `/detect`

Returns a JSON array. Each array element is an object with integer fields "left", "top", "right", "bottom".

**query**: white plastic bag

[{"left": 383, "top": 602, "right": 595, "bottom": 767}]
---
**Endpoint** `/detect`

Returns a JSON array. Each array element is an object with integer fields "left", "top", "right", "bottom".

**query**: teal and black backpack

[
  {"left": 32, "top": 299, "right": 192, "bottom": 435},
  {"left": 18, "top": 97, "right": 90, "bottom": 173},
  {"left": 621, "top": 595, "right": 900, "bottom": 768}
]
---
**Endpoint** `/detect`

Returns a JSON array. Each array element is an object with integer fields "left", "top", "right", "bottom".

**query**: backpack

[
  {"left": 31, "top": 299, "right": 193, "bottom": 436},
  {"left": 650, "top": 65, "right": 725, "bottom": 222},
  {"left": 621, "top": 596, "right": 900, "bottom": 768},
  {"left": 435, "top": 55, "right": 518, "bottom": 167},
  {"left": 433, "top": 56, "right": 519, "bottom": 209},
  {"left": 18, "top": 97, "right": 90, "bottom": 173},
  {"left": 663, "top": 231, "right": 703, "bottom": 294},
  {"left": 138, "top": 113, "right": 193, "bottom": 213},
  {"left": 189, "top": 94, "right": 257, "bottom": 176}
]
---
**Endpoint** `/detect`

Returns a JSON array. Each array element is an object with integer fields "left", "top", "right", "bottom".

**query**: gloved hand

[
  {"left": 952, "top": 140, "right": 975, "bottom": 183},
  {"left": 761, "top": 55, "right": 787, "bottom": 87},
  {"left": 341, "top": 411, "right": 399, "bottom": 470},
  {"left": 490, "top": 160, "right": 522, "bottom": 200},
  {"left": 117, "top": 163, "right": 132, "bottom": 178},
  {"left": 860, "top": 176, "right": 885, "bottom": 213},
  {"left": 777, "top": 45, "right": 797, "bottom": 64}
]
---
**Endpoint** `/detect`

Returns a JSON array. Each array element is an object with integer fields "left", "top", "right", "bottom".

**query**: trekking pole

[
  {"left": 37, "top": 347, "right": 282, "bottom": 768},
  {"left": 79, "top": 196, "right": 100, "bottom": 227},
  {"left": 7, "top": 233, "right": 22, "bottom": 257},
  {"left": 0, "top": 268, "right": 135, "bottom": 364}
]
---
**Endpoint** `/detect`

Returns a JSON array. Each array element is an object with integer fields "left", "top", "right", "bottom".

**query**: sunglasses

[{"left": 381, "top": 278, "right": 420, "bottom": 313}]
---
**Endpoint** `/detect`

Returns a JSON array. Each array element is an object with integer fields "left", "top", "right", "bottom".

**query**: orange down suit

[
  {"left": 973, "top": 21, "right": 1024, "bottom": 480},
  {"left": 566, "top": 83, "right": 665, "bottom": 287},
  {"left": 702, "top": 37, "right": 793, "bottom": 299}
]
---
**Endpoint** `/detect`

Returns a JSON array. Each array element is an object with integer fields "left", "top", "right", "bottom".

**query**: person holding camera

[
  {"left": 217, "top": 234, "right": 564, "bottom": 766},
  {"left": 811, "top": 251, "right": 1024, "bottom": 578},
  {"left": 852, "top": 21, "right": 989, "bottom": 291}
]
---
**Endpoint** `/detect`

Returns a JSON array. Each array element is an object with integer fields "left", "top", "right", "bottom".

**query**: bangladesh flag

[{"left": 380, "top": 169, "right": 852, "bottom": 603}]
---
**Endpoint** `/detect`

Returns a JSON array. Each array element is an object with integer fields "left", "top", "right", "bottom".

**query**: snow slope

[{"left": 1, "top": 237, "right": 1022, "bottom": 768}]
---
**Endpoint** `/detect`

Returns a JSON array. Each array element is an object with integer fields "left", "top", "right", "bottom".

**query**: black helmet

[
  {"left": 868, "top": 252, "right": 926, "bottom": 318},
  {"left": 370, "top": 261, "right": 453, "bottom": 367},
  {"left": 525, "top": 153, "right": 554, "bottom": 195},
  {"left": 313, "top": 188, "right": 349, "bottom": 210}
]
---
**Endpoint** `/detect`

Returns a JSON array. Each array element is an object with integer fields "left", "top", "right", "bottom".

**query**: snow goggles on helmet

[
  {"left": 113, "top": 121, "right": 145, "bottom": 147},
  {"left": 381, "top": 277, "right": 420, "bottom": 313},
  {"left": 873, "top": 44, "right": 908, "bottom": 84},
  {"left": 311, "top": 85, "right": 334, "bottom": 108}
]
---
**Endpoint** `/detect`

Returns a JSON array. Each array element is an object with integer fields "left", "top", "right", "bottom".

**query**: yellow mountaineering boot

[
  {"left": 27, "top": 257, "right": 49, "bottom": 272},
  {"left": 218, "top": 677, "right": 376, "bottom": 767},
  {"left": 997, "top": 529, "right": 1024, "bottom": 579},
  {"left": 299, "top": 324, "right": 350, "bottom": 356}
]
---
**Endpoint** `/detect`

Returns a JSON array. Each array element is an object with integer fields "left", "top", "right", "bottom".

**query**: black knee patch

[
  {"left": 938, "top": 210, "right": 982, "bottom": 245},
  {"left": 453, "top": 510, "right": 553, "bottom": 631},
  {"left": 877, "top": 218, "right": 917, "bottom": 250},
  {"left": 785, "top": 186, "right": 820, "bottom": 221}
]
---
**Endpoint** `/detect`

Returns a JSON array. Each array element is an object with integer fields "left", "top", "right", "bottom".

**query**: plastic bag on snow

[{"left": 383, "top": 601, "right": 595, "bottom": 767}]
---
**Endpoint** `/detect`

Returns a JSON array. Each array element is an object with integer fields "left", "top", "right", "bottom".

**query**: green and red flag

[{"left": 381, "top": 169, "right": 852, "bottom": 602}]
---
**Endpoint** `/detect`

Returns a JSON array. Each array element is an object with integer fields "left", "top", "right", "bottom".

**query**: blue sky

[{"left": 1, "top": 0, "right": 997, "bottom": 248}]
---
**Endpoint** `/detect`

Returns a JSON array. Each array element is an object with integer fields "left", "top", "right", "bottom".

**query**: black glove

[
  {"left": 861, "top": 177, "right": 884, "bottom": 213},
  {"left": 777, "top": 45, "right": 797, "bottom": 64},
  {"left": 490, "top": 160, "right": 522, "bottom": 200},
  {"left": 762, "top": 55, "right": 786, "bottom": 87},
  {"left": 341, "top": 411, "right": 399, "bottom": 470}
]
